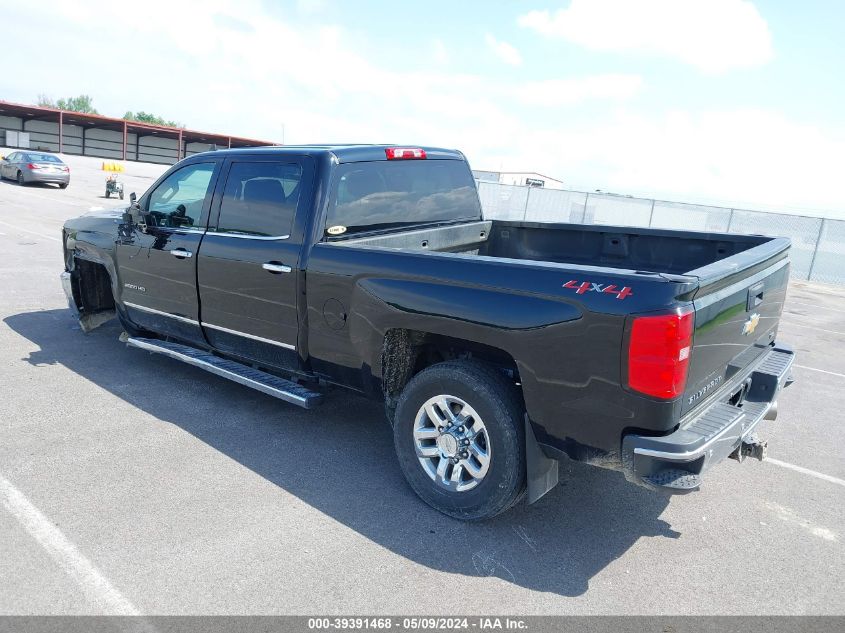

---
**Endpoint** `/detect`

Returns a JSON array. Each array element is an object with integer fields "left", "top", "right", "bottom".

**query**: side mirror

[{"left": 126, "top": 192, "right": 152, "bottom": 230}]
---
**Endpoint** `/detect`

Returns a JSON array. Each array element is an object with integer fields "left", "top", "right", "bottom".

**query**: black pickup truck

[{"left": 61, "top": 145, "right": 795, "bottom": 519}]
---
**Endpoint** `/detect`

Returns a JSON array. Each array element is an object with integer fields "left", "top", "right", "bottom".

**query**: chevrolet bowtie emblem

[{"left": 742, "top": 313, "right": 761, "bottom": 336}]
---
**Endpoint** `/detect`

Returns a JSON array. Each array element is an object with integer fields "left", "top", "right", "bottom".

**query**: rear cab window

[{"left": 325, "top": 159, "right": 481, "bottom": 238}]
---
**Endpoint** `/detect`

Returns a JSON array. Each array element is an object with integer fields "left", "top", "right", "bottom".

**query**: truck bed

[{"left": 335, "top": 219, "right": 776, "bottom": 277}]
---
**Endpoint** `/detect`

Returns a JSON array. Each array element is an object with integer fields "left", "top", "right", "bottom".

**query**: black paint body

[{"left": 62, "top": 146, "right": 791, "bottom": 467}]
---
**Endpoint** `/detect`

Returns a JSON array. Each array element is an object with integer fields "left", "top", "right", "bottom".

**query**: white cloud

[
  {"left": 4, "top": 0, "right": 844, "bottom": 214},
  {"left": 296, "top": 0, "right": 325, "bottom": 14},
  {"left": 485, "top": 34, "right": 523, "bottom": 67},
  {"left": 432, "top": 39, "right": 450, "bottom": 65},
  {"left": 519, "top": 0, "right": 773, "bottom": 74},
  {"left": 519, "top": 74, "right": 643, "bottom": 106},
  {"left": 507, "top": 109, "right": 845, "bottom": 213}
]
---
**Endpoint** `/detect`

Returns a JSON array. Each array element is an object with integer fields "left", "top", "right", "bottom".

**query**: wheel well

[
  {"left": 381, "top": 328, "right": 520, "bottom": 410},
  {"left": 72, "top": 258, "right": 115, "bottom": 314}
]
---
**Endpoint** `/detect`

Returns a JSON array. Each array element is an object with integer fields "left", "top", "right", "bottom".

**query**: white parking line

[
  {"left": 788, "top": 300, "right": 845, "bottom": 315},
  {"left": 0, "top": 219, "right": 60, "bottom": 242},
  {"left": 0, "top": 186, "right": 86, "bottom": 207},
  {"left": 779, "top": 321, "right": 845, "bottom": 337},
  {"left": 795, "top": 364, "right": 845, "bottom": 379},
  {"left": 0, "top": 473, "right": 141, "bottom": 615},
  {"left": 766, "top": 458, "right": 845, "bottom": 488}
]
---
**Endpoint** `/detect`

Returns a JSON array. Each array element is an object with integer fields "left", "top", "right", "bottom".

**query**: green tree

[
  {"left": 38, "top": 94, "right": 99, "bottom": 114},
  {"left": 123, "top": 111, "right": 184, "bottom": 128}
]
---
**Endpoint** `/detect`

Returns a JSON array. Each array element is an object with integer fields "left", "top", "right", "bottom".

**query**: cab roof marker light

[{"left": 385, "top": 147, "right": 426, "bottom": 160}]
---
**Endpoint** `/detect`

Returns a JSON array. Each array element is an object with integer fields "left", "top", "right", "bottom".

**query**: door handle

[
  {"left": 262, "top": 261, "right": 292, "bottom": 274},
  {"left": 170, "top": 248, "right": 193, "bottom": 259},
  {"left": 747, "top": 282, "right": 764, "bottom": 310}
]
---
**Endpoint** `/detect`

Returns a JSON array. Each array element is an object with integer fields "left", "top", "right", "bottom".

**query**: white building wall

[
  {"left": 185, "top": 141, "right": 223, "bottom": 157},
  {"left": 0, "top": 114, "right": 221, "bottom": 164},
  {"left": 498, "top": 172, "right": 565, "bottom": 190}
]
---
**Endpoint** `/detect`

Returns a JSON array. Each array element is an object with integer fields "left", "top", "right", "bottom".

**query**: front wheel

[
  {"left": 105, "top": 190, "right": 110, "bottom": 198},
  {"left": 119, "top": 191, "right": 124, "bottom": 200},
  {"left": 393, "top": 360, "right": 526, "bottom": 520}
]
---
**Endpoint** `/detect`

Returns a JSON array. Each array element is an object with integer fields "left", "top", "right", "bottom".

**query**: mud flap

[{"left": 525, "top": 415, "right": 559, "bottom": 504}]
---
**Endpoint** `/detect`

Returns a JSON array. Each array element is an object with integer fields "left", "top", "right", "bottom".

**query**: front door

[
  {"left": 197, "top": 156, "right": 313, "bottom": 370},
  {"left": 117, "top": 160, "right": 219, "bottom": 344}
]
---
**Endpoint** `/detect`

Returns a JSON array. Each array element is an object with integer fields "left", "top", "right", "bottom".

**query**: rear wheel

[
  {"left": 105, "top": 190, "right": 110, "bottom": 198},
  {"left": 59, "top": 183, "right": 68, "bottom": 189},
  {"left": 393, "top": 360, "right": 526, "bottom": 520},
  {"left": 17, "top": 171, "right": 25, "bottom": 186}
]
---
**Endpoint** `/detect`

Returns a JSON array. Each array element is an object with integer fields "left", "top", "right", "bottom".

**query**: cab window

[
  {"left": 216, "top": 162, "right": 302, "bottom": 237},
  {"left": 325, "top": 159, "right": 481, "bottom": 237},
  {"left": 146, "top": 162, "right": 215, "bottom": 228}
]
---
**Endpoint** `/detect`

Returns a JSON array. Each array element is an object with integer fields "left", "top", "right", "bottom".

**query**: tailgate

[{"left": 682, "top": 243, "right": 790, "bottom": 417}]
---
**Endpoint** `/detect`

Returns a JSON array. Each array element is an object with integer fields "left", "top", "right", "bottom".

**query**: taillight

[
  {"left": 385, "top": 147, "right": 426, "bottom": 160},
  {"left": 628, "top": 310, "right": 694, "bottom": 399},
  {"left": 28, "top": 163, "right": 42, "bottom": 170},
  {"left": 60, "top": 165, "right": 69, "bottom": 172}
]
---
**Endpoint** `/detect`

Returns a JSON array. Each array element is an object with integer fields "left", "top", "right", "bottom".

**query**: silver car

[{"left": 0, "top": 151, "right": 70, "bottom": 188}]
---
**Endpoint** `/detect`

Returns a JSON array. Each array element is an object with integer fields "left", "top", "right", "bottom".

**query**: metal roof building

[{"left": 0, "top": 100, "right": 277, "bottom": 165}]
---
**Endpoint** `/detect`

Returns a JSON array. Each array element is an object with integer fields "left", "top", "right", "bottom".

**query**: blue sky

[{"left": 4, "top": 0, "right": 845, "bottom": 214}]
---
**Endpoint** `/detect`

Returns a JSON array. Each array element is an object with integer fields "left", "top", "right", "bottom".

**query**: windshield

[
  {"left": 25, "top": 153, "right": 62, "bottom": 163},
  {"left": 325, "top": 159, "right": 481, "bottom": 237}
]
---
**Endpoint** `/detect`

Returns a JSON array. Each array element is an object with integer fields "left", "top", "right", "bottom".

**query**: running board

[{"left": 125, "top": 337, "right": 323, "bottom": 409}]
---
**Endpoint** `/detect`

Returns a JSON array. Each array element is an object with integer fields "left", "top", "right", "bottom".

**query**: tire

[
  {"left": 119, "top": 191, "right": 124, "bottom": 200},
  {"left": 105, "top": 190, "right": 110, "bottom": 198},
  {"left": 17, "top": 171, "right": 25, "bottom": 186},
  {"left": 393, "top": 360, "right": 526, "bottom": 520},
  {"left": 59, "top": 183, "right": 68, "bottom": 189}
]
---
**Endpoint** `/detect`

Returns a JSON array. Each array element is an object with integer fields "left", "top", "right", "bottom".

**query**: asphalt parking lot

[{"left": 0, "top": 152, "right": 843, "bottom": 615}]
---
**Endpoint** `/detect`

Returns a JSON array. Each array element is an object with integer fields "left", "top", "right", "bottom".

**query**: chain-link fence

[{"left": 476, "top": 182, "right": 844, "bottom": 285}]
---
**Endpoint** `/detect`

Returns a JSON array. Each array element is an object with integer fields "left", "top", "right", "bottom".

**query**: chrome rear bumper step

[
  {"left": 622, "top": 345, "right": 794, "bottom": 494},
  {"left": 126, "top": 337, "right": 323, "bottom": 409}
]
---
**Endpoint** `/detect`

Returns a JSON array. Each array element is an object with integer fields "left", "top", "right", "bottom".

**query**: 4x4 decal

[{"left": 563, "top": 280, "right": 633, "bottom": 300}]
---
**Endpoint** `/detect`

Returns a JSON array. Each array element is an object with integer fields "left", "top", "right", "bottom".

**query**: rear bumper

[
  {"left": 622, "top": 344, "right": 795, "bottom": 493},
  {"left": 27, "top": 171, "right": 70, "bottom": 185}
]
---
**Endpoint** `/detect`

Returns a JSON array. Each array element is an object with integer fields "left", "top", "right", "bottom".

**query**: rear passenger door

[{"left": 197, "top": 156, "right": 313, "bottom": 370}]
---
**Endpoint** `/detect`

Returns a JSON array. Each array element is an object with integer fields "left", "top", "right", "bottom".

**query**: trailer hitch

[{"left": 729, "top": 434, "right": 768, "bottom": 463}]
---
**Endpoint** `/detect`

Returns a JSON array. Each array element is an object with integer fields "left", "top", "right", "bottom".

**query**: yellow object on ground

[{"left": 102, "top": 162, "right": 125, "bottom": 172}]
